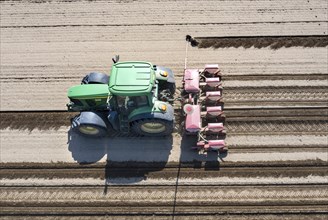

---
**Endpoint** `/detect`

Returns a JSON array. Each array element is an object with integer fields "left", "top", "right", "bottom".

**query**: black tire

[
  {"left": 81, "top": 72, "right": 109, "bottom": 84},
  {"left": 71, "top": 111, "right": 108, "bottom": 137},
  {"left": 131, "top": 119, "right": 173, "bottom": 137}
]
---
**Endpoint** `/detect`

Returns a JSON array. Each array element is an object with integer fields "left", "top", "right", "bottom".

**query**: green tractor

[{"left": 67, "top": 57, "right": 176, "bottom": 137}]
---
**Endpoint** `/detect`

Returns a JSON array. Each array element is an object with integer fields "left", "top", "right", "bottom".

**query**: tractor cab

[{"left": 108, "top": 61, "right": 155, "bottom": 96}]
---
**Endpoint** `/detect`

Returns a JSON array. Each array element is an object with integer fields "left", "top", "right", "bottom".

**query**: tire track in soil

[
  {"left": 1, "top": 166, "right": 327, "bottom": 180},
  {"left": 1, "top": 162, "right": 326, "bottom": 217},
  {"left": 1, "top": 206, "right": 327, "bottom": 220},
  {"left": 1, "top": 160, "right": 327, "bottom": 178},
  {"left": 1, "top": 185, "right": 327, "bottom": 206},
  {"left": 1, "top": 109, "right": 327, "bottom": 133}
]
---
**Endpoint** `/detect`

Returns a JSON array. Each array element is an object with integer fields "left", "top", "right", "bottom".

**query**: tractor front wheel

[
  {"left": 131, "top": 119, "right": 173, "bottom": 137},
  {"left": 78, "top": 125, "right": 104, "bottom": 136},
  {"left": 71, "top": 112, "right": 108, "bottom": 137}
]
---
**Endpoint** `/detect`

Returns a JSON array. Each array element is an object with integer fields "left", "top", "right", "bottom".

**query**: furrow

[{"left": 1, "top": 185, "right": 327, "bottom": 206}]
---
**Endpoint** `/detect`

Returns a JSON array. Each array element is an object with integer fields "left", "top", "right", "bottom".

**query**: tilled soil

[
  {"left": 1, "top": 0, "right": 328, "bottom": 219},
  {"left": 1, "top": 164, "right": 327, "bottom": 180},
  {"left": 1, "top": 184, "right": 327, "bottom": 219},
  {"left": 1, "top": 161, "right": 326, "bottom": 217},
  {"left": 195, "top": 36, "right": 328, "bottom": 49},
  {"left": 1, "top": 108, "right": 327, "bottom": 132},
  {"left": 1, "top": 49, "right": 327, "bottom": 111},
  {"left": 2, "top": 185, "right": 327, "bottom": 206},
  {"left": 1, "top": 215, "right": 327, "bottom": 220}
]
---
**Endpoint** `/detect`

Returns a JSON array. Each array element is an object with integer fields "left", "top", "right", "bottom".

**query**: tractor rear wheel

[
  {"left": 71, "top": 112, "right": 108, "bottom": 137},
  {"left": 131, "top": 119, "right": 173, "bottom": 137}
]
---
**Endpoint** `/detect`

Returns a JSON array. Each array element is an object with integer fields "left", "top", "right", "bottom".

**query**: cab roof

[{"left": 109, "top": 61, "right": 155, "bottom": 96}]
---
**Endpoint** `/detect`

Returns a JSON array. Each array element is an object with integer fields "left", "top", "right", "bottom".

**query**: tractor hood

[
  {"left": 109, "top": 62, "right": 155, "bottom": 96},
  {"left": 67, "top": 84, "right": 109, "bottom": 99}
]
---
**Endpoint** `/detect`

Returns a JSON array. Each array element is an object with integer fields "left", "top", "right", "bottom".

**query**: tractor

[
  {"left": 67, "top": 56, "right": 176, "bottom": 137},
  {"left": 67, "top": 37, "right": 227, "bottom": 152}
]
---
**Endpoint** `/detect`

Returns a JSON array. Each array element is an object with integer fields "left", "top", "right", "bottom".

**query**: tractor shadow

[
  {"left": 68, "top": 129, "right": 107, "bottom": 163},
  {"left": 67, "top": 128, "right": 173, "bottom": 184}
]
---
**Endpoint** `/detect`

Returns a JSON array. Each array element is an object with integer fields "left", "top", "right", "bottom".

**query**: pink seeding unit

[{"left": 181, "top": 63, "right": 227, "bottom": 153}]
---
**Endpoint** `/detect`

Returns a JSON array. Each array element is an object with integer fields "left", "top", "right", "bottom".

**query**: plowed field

[{"left": 1, "top": 0, "right": 327, "bottom": 219}]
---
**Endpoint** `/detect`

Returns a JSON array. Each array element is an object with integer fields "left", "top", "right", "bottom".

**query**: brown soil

[
  {"left": 195, "top": 36, "right": 328, "bottom": 49},
  {"left": 1, "top": 160, "right": 327, "bottom": 180},
  {"left": 1, "top": 165, "right": 326, "bottom": 179},
  {"left": 1, "top": 109, "right": 327, "bottom": 133},
  {"left": 0, "top": 214, "right": 327, "bottom": 220},
  {"left": 1, "top": 1, "right": 327, "bottom": 218},
  {"left": 0, "top": 112, "right": 75, "bottom": 131}
]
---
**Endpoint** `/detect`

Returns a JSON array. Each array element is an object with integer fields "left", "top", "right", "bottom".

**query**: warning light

[
  {"left": 161, "top": 105, "right": 167, "bottom": 111},
  {"left": 160, "top": 71, "right": 168, "bottom": 77}
]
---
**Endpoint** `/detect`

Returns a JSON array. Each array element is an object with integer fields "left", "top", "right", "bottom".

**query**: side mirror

[{"left": 112, "top": 55, "right": 120, "bottom": 63}]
